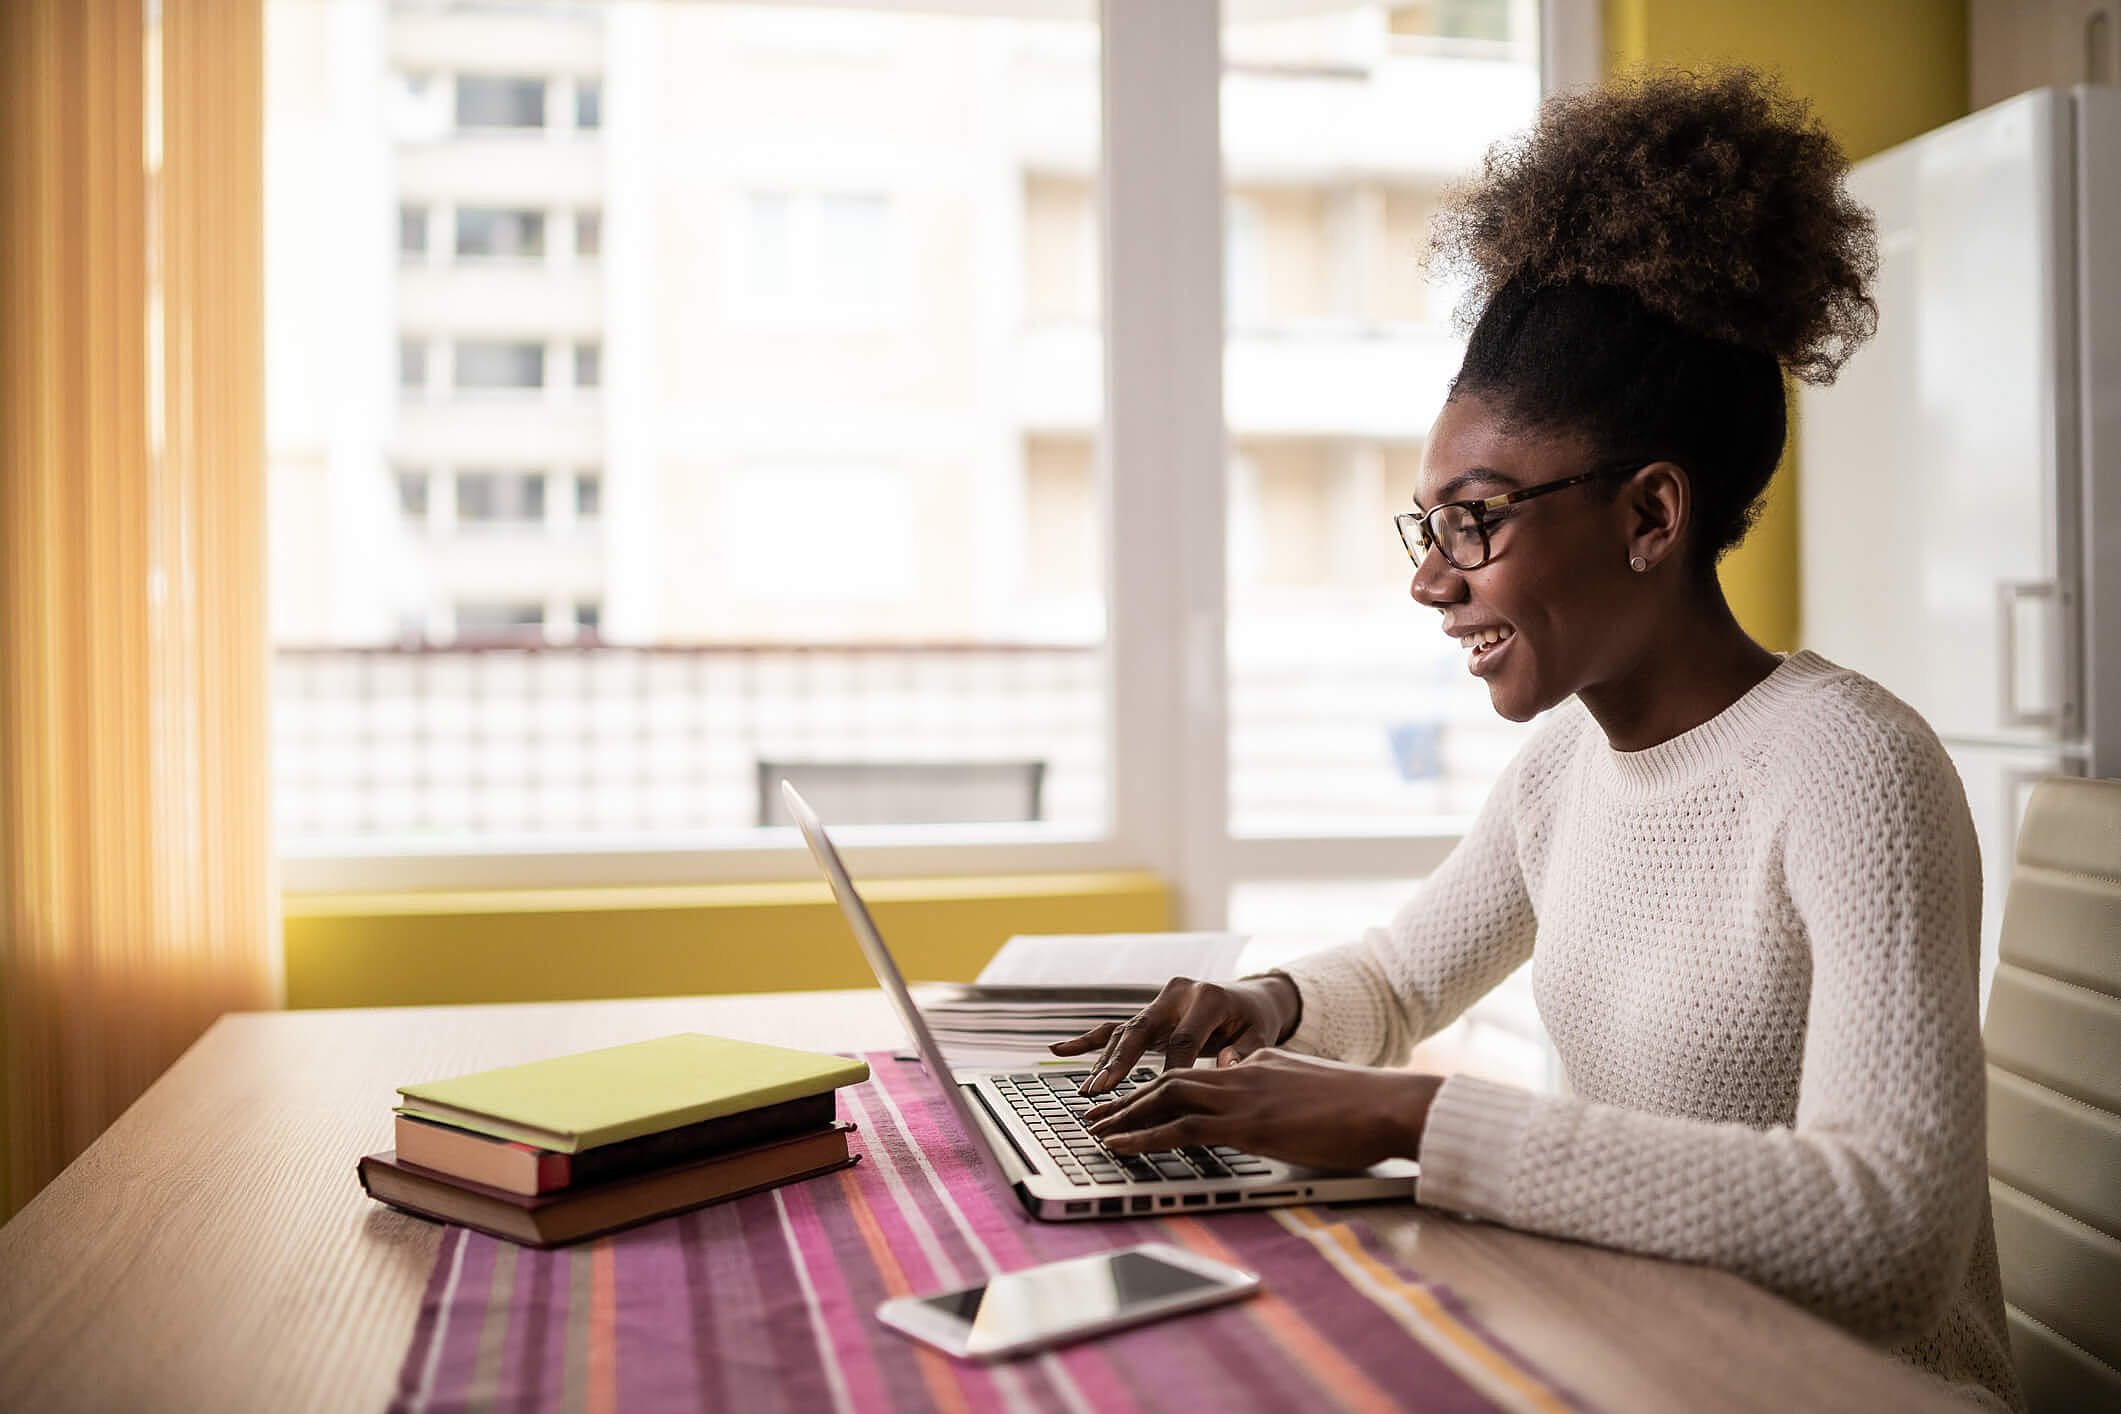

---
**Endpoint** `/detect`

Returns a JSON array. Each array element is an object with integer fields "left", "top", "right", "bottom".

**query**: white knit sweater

[{"left": 1280, "top": 651, "right": 2022, "bottom": 1410}]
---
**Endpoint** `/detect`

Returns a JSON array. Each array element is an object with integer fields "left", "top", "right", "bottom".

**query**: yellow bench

[{"left": 284, "top": 871, "right": 1171, "bottom": 1009}]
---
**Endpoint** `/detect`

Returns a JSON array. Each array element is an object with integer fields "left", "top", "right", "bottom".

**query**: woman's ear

[{"left": 1624, "top": 462, "right": 1689, "bottom": 572}]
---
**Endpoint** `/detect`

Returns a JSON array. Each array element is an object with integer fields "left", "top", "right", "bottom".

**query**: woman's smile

[{"left": 1447, "top": 619, "right": 1518, "bottom": 677}]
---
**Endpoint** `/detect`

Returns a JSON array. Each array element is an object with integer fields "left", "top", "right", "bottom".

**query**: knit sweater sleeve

[
  {"left": 1272, "top": 710, "right": 1569, "bottom": 1066},
  {"left": 1414, "top": 707, "right": 1991, "bottom": 1347}
]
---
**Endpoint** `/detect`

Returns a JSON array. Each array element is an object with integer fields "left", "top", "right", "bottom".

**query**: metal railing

[
  {"left": 272, "top": 635, "right": 1525, "bottom": 845},
  {"left": 272, "top": 642, "right": 1105, "bottom": 842}
]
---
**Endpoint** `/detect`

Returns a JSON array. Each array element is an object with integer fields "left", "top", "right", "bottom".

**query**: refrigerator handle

[{"left": 1996, "top": 580, "right": 2060, "bottom": 731}]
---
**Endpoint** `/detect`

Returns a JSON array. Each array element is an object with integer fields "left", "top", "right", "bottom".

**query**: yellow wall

[
  {"left": 1602, "top": 0, "right": 1970, "bottom": 649},
  {"left": 285, "top": 872, "right": 1170, "bottom": 1008}
]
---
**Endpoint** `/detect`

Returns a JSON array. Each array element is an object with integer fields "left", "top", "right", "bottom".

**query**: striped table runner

[{"left": 391, "top": 1054, "right": 1584, "bottom": 1413}]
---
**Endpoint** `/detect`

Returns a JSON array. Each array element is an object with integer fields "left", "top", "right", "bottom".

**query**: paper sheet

[{"left": 975, "top": 931, "right": 1249, "bottom": 988}]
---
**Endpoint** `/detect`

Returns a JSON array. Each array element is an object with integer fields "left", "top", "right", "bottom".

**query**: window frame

[{"left": 281, "top": 0, "right": 1594, "bottom": 911}]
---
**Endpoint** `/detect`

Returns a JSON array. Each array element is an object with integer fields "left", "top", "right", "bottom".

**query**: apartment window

[
  {"left": 575, "top": 472, "right": 601, "bottom": 519},
  {"left": 742, "top": 193, "right": 795, "bottom": 300},
  {"left": 574, "top": 602, "right": 601, "bottom": 636},
  {"left": 395, "top": 469, "right": 429, "bottom": 519},
  {"left": 452, "top": 340, "right": 544, "bottom": 392},
  {"left": 399, "top": 204, "right": 428, "bottom": 259},
  {"left": 456, "top": 471, "right": 546, "bottom": 526},
  {"left": 455, "top": 207, "right": 545, "bottom": 260},
  {"left": 388, "top": 71, "right": 447, "bottom": 143},
  {"left": 573, "top": 342, "right": 601, "bottom": 388},
  {"left": 725, "top": 466, "right": 913, "bottom": 600},
  {"left": 454, "top": 75, "right": 546, "bottom": 131},
  {"left": 397, "top": 337, "right": 428, "bottom": 393},
  {"left": 453, "top": 601, "right": 546, "bottom": 644},
  {"left": 575, "top": 80, "right": 602, "bottom": 131},
  {"left": 736, "top": 190, "right": 892, "bottom": 317},
  {"left": 575, "top": 210, "right": 601, "bottom": 259},
  {"left": 815, "top": 194, "right": 887, "bottom": 307},
  {"left": 1393, "top": 0, "right": 1518, "bottom": 45}
]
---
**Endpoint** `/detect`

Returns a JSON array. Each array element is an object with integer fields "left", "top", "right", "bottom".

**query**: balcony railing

[
  {"left": 272, "top": 631, "right": 1526, "bottom": 847},
  {"left": 273, "top": 642, "right": 1107, "bottom": 843}
]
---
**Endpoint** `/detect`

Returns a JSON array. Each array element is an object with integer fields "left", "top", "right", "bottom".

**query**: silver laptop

[{"left": 782, "top": 781, "right": 1420, "bottom": 1222}]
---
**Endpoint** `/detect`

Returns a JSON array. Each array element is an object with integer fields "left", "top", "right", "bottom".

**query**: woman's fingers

[
  {"left": 1096, "top": 1117, "right": 1212, "bottom": 1155},
  {"left": 1082, "top": 1014, "right": 1162, "bottom": 1093},
  {"left": 1214, "top": 1025, "right": 1273, "bottom": 1066},
  {"left": 1047, "top": 1021, "right": 1116, "bottom": 1057},
  {"left": 1084, "top": 1072, "right": 1223, "bottom": 1135},
  {"left": 1080, "top": 977, "right": 1194, "bottom": 1093},
  {"left": 1158, "top": 990, "right": 1238, "bottom": 1074}
]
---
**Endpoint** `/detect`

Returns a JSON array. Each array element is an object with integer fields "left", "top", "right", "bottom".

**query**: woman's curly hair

[
  {"left": 1428, "top": 68, "right": 1881, "bottom": 566},
  {"left": 1432, "top": 67, "right": 1878, "bottom": 385}
]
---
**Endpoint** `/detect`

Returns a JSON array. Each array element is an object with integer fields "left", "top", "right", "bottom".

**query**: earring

[{"left": 1628, "top": 555, "right": 1648, "bottom": 573}]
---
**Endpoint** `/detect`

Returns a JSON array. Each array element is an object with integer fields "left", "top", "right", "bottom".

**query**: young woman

[{"left": 1054, "top": 70, "right": 2023, "bottom": 1411}]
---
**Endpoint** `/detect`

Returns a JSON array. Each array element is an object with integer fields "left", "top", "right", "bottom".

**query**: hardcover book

[
  {"left": 395, "top": 1033, "right": 869, "bottom": 1153},
  {"left": 393, "top": 1090, "right": 837, "bottom": 1195},
  {"left": 359, "top": 1124, "right": 857, "bottom": 1248}
]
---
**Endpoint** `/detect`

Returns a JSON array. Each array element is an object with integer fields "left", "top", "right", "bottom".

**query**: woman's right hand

[{"left": 1048, "top": 973, "right": 1302, "bottom": 1095}]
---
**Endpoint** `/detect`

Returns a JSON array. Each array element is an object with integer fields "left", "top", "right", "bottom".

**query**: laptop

[{"left": 782, "top": 781, "right": 1420, "bottom": 1221}]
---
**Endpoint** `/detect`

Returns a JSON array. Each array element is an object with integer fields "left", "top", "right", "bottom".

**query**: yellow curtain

[{"left": 0, "top": 0, "right": 278, "bottom": 1220}]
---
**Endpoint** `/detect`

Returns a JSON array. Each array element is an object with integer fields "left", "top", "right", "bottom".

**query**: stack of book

[{"left": 358, "top": 1034, "right": 869, "bottom": 1248}]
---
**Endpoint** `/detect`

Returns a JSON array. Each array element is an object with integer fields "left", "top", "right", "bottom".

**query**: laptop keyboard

[{"left": 990, "top": 1070, "right": 1277, "bottom": 1188}]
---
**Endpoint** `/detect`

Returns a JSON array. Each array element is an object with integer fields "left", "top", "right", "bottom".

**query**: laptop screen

[{"left": 780, "top": 780, "right": 1028, "bottom": 1202}]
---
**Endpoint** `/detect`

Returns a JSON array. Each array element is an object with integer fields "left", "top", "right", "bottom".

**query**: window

[
  {"left": 396, "top": 469, "right": 430, "bottom": 519},
  {"left": 724, "top": 465, "right": 915, "bottom": 601},
  {"left": 735, "top": 190, "right": 893, "bottom": 318},
  {"left": 456, "top": 471, "right": 546, "bottom": 526},
  {"left": 1020, "top": 176, "right": 1096, "bottom": 326},
  {"left": 455, "top": 207, "right": 545, "bottom": 260},
  {"left": 741, "top": 193, "right": 796, "bottom": 301},
  {"left": 452, "top": 340, "right": 544, "bottom": 392},
  {"left": 573, "top": 342, "right": 600, "bottom": 388},
  {"left": 575, "top": 79, "right": 602, "bottom": 130},
  {"left": 266, "top": 1, "right": 1574, "bottom": 907},
  {"left": 399, "top": 204, "right": 428, "bottom": 259},
  {"left": 398, "top": 337, "right": 428, "bottom": 393},
  {"left": 454, "top": 75, "right": 546, "bottom": 131},
  {"left": 388, "top": 71, "right": 447, "bottom": 143},
  {"left": 453, "top": 600, "right": 547, "bottom": 643},
  {"left": 814, "top": 194, "right": 887, "bottom": 308}
]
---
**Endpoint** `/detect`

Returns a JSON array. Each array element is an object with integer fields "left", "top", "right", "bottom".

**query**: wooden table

[{"left": 0, "top": 993, "right": 1966, "bottom": 1411}]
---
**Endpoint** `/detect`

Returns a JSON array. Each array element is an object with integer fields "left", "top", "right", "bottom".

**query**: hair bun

[{"left": 1429, "top": 67, "right": 1879, "bottom": 385}]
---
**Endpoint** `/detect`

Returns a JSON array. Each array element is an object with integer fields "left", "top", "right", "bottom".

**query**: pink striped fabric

[{"left": 389, "top": 1054, "right": 1585, "bottom": 1413}]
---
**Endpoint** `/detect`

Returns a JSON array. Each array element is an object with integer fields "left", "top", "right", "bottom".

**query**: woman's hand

[
  {"left": 1082, "top": 1049, "right": 1442, "bottom": 1172},
  {"left": 1048, "top": 974, "right": 1301, "bottom": 1095}
]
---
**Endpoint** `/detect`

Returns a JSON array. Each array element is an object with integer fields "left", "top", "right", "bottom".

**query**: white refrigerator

[{"left": 1798, "top": 86, "right": 2121, "bottom": 1009}]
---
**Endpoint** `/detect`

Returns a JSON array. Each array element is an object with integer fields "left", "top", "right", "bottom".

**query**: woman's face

[{"left": 1408, "top": 395, "right": 1650, "bottom": 722}]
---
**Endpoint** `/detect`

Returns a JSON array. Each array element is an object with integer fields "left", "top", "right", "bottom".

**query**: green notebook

[{"left": 396, "top": 1034, "right": 870, "bottom": 1153}]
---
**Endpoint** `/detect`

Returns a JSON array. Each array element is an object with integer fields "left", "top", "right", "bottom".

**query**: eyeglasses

[{"left": 1394, "top": 461, "right": 1647, "bottom": 572}]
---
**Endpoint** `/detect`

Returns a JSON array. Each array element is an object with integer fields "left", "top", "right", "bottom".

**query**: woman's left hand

[{"left": 1082, "top": 1048, "right": 1443, "bottom": 1172}]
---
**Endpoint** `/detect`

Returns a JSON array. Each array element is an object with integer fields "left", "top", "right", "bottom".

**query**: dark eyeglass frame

[{"left": 1394, "top": 461, "right": 1650, "bottom": 571}]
